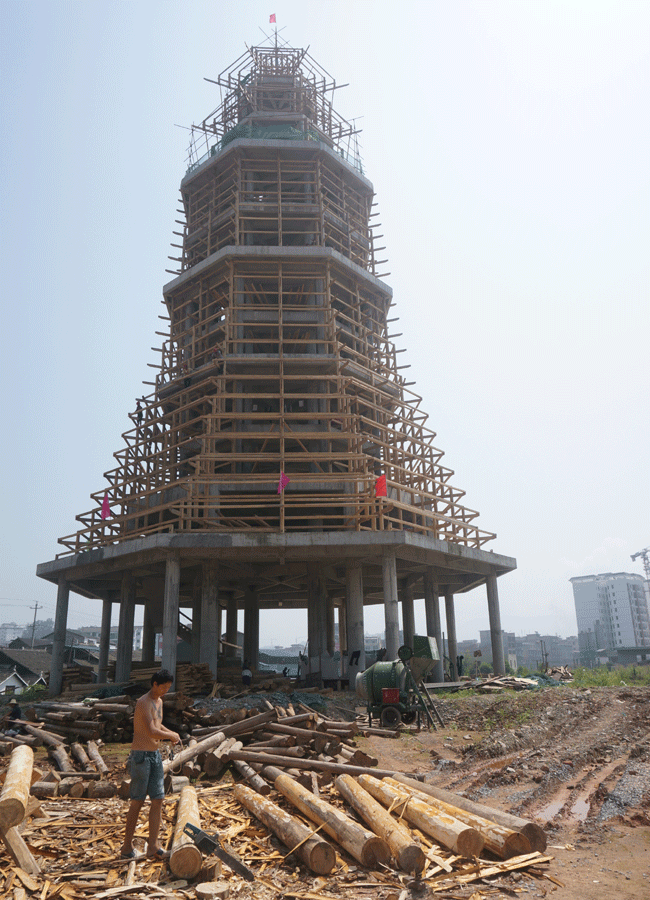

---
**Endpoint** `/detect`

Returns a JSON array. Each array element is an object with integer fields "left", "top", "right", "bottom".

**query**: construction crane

[{"left": 630, "top": 547, "right": 650, "bottom": 582}]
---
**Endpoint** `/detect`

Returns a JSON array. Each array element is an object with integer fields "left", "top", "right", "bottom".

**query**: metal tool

[{"left": 182, "top": 822, "right": 255, "bottom": 881}]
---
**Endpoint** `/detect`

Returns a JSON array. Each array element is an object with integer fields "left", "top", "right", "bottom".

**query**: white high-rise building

[{"left": 570, "top": 572, "right": 650, "bottom": 654}]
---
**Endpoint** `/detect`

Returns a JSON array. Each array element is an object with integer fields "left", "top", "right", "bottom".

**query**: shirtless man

[{"left": 121, "top": 669, "right": 180, "bottom": 859}]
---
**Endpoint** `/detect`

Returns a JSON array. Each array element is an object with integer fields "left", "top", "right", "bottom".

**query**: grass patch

[{"left": 572, "top": 664, "right": 650, "bottom": 687}]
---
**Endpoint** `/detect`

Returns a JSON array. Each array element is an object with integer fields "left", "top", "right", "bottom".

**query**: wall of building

[{"left": 571, "top": 572, "right": 650, "bottom": 651}]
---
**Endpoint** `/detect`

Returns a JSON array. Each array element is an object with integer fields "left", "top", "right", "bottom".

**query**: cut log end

[
  {"left": 303, "top": 840, "right": 337, "bottom": 875},
  {"left": 396, "top": 844, "right": 426, "bottom": 874},
  {"left": 195, "top": 884, "right": 230, "bottom": 900},
  {"left": 521, "top": 822, "right": 547, "bottom": 853},
  {"left": 361, "top": 835, "right": 391, "bottom": 869},
  {"left": 502, "top": 830, "right": 532, "bottom": 859},
  {"left": 455, "top": 827, "right": 484, "bottom": 859},
  {"left": 169, "top": 842, "right": 203, "bottom": 879}
]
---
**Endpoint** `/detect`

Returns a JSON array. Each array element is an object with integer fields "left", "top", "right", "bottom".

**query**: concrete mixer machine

[{"left": 355, "top": 636, "right": 444, "bottom": 729}]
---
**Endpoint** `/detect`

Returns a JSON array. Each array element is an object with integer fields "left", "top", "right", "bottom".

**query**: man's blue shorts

[{"left": 128, "top": 750, "right": 164, "bottom": 801}]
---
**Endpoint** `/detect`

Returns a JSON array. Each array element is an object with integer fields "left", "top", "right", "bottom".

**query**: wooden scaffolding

[{"left": 58, "top": 44, "right": 496, "bottom": 556}]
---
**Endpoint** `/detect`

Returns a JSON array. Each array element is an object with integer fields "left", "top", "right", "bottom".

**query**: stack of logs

[
  {"left": 118, "top": 702, "right": 387, "bottom": 799},
  {"left": 150, "top": 721, "right": 548, "bottom": 882},
  {"left": 1, "top": 720, "right": 115, "bottom": 802},
  {"left": 0, "top": 701, "right": 552, "bottom": 889}
]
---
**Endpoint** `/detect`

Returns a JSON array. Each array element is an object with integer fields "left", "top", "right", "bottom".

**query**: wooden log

[
  {"left": 267, "top": 723, "right": 327, "bottom": 743},
  {"left": 198, "top": 859, "right": 222, "bottom": 881},
  {"left": 0, "top": 825, "right": 41, "bottom": 875},
  {"left": 202, "top": 739, "right": 242, "bottom": 778},
  {"left": 48, "top": 745, "right": 75, "bottom": 772},
  {"left": 86, "top": 781, "right": 117, "bottom": 799},
  {"left": 71, "top": 742, "right": 93, "bottom": 770},
  {"left": 2, "top": 733, "right": 40, "bottom": 748},
  {"left": 338, "top": 747, "right": 379, "bottom": 767},
  {"left": 118, "top": 778, "right": 131, "bottom": 800},
  {"left": 90, "top": 702, "right": 133, "bottom": 714},
  {"left": 30, "top": 781, "right": 58, "bottom": 799},
  {"left": 56, "top": 770, "right": 102, "bottom": 780},
  {"left": 335, "top": 774, "right": 425, "bottom": 874},
  {"left": 86, "top": 741, "right": 110, "bottom": 774},
  {"left": 234, "top": 783, "right": 335, "bottom": 874},
  {"left": 40, "top": 770, "right": 61, "bottom": 784},
  {"left": 165, "top": 774, "right": 190, "bottom": 794},
  {"left": 251, "top": 734, "right": 294, "bottom": 748},
  {"left": 274, "top": 772, "right": 390, "bottom": 869},
  {"left": 268, "top": 745, "right": 307, "bottom": 759},
  {"left": 231, "top": 759, "right": 271, "bottom": 795},
  {"left": 0, "top": 745, "right": 34, "bottom": 829},
  {"left": 227, "top": 748, "right": 419, "bottom": 780},
  {"left": 181, "top": 738, "right": 200, "bottom": 778},
  {"left": 196, "top": 884, "right": 229, "bottom": 899},
  {"left": 392, "top": 775, "right": 547, "bottom": 853},
  {"left": 58, "top": 777, "right": 85, "bottom": 798},
  {"left": 21, "top": 723, "right": 64, "bottom": 747},
  {"left": 170, "top": 785, "right": 203, "bottom": 878},
  {"left": 274, "top": 712, "right": 318, "bottom": 728},
  {"left": 43, "top": 723, "right": 103, "bottom": 740},
  {"left": 357, "top": 775, "right": 484, "bottom": 858},
  {"left": 162, "top": 731, "right": 226, "bottom": 775},
  {"left": 384, "top": 777, "right": 530, "bottom": 859},
  {"left": 0, "top": 765, "right": 42, "bottom": 788}
]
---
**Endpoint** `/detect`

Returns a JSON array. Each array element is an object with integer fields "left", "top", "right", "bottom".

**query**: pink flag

[
  {"left": 277, "top": 472, "right": 290, "bottom": 493},
  {"left": 269, "top": 13, "right": 276, "bottom": 23},
  {"left": 101, "top": 493, "right": 112, "bottom": 519},
  {"left": 375, "top": 474, "right": 387, "bottom": 497}
]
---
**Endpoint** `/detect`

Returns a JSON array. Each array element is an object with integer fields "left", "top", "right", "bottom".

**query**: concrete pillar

[
  {"left": 200, "top": 563, "right": 219, "bottom": 679},
  {"left": 444, "top": 587, "right": 458, "bottom": 682},
  {"left": 401, "top": 582, "right": 415, "bottom": 650},
  {"left": 424, "top": 571, "right": 444, "bottom": 683},
  {"left": 115, "top": 575, "right": 136, "bottom": 683},
  {"left": 346, "top": 563, "right": 365, "bottom": 681},
  {"left": 49, "top": 576, "right": 70, "bottom": 697},
  {"left": 325, "top": 594, "right": 336, "bottom": 655},
  {"left": 225, "top": 594, "right": 238, "bottom": 659},
  {"left": 98, "top": 598, "right": 112, "bottom": 683},
  {"left": 162, "top": 554, "right": 180, "bottom": 678},
  {"left": 141, "top": 603, "right": 156, "bottom": 665},
  {"left": 338, "top": 602, "right": 347, "bottom": 655},
  {"left": 307, "top": 565, "right": 325, "bottom": 680},
  {"left": 191, "top": 574, "right": 201, "bottom": 664},
  {"left": 243, "top": 586, "right": 259, "bottom": 670},
  {"left": 487, "top": 573, "right": 506, "bottom": 676},
  {"left": 382, "top": 552, "right": 399, "bottom": 661}
]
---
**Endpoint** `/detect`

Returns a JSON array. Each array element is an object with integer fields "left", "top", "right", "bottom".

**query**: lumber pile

[
  {"left": 0, "top": 705, "right": 555, "bottom": 898},
  {"left": 474, "top": 675, "right": 542, "bottom": 693}
]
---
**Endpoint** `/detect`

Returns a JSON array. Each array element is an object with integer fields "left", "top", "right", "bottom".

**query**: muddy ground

[
  {"left": 349, "top": 683, "right": 650, "bottom": 900},
  {"left": 11, "top": 684, "right": 649, "bottom": 900}
]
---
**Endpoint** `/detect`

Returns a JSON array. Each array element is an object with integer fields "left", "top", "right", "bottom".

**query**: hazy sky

[{"left": 1, "top": 1, "right": 648, "bottom": 648}]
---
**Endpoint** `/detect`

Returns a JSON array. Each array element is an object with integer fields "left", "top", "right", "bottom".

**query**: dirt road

[{"left": 355, "top": 684, "right": 650, "bottom": 899}]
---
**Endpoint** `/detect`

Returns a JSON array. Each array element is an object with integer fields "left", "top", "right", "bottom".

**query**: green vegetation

[
  {"left": 16, "top": 684, "right": 47, "bottom": 702},
  {"left": 482, "top": 699, "right": 535, "bottom": 733},
  {"left": 571, "top": 664, "right": 650, "bottom": 687}
]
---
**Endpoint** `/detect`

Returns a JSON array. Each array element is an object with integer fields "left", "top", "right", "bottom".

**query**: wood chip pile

[{"left": 0, "top": 698, "right": 557, "bottom": 899}]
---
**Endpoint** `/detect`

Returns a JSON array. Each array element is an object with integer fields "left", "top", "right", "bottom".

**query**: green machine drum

[{"left": 355, "top": 659, "right": 409, "bottom": 704}]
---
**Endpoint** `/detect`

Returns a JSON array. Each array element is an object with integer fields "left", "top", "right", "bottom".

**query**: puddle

[
  {"left": 569, "top": 797, "right": 590, "bottom": 820},
  {"left": 537, "top": 782, "right": 575, "bottom": 821},
  {"left": 538, "top": 757, "right": 627, "bottom": 823}
]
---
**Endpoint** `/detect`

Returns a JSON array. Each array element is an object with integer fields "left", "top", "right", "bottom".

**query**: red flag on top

[
  {"left": 101, "top": 493, "right": 112, "bottom": 519},
  {"left": 269, "top": 13, "right": 276, "bottom": 24},
  {"left": 277, "top": 472, "right": 290, "bottom": 493},
  {"left": 375, "top": 475, "right": 387, "bottom": 497}
]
